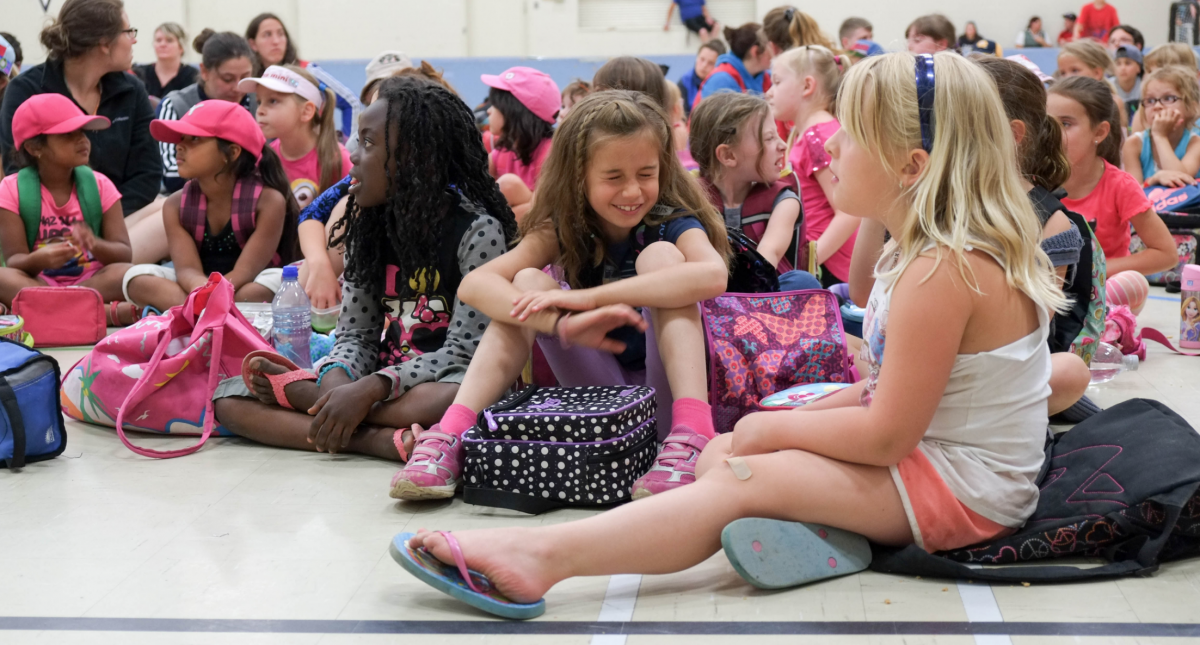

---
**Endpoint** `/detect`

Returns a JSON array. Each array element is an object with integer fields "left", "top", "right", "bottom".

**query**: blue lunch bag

[{"left": 0, "top": 336, "right": 67, "bottom": 469}]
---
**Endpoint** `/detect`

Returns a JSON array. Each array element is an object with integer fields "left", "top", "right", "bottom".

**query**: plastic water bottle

[
  {"left": 1088, "top": 342, "right": 1139, "bottom": 385},
  {"left": 272, "top": 265, "right": 313, "bottom": 369}
]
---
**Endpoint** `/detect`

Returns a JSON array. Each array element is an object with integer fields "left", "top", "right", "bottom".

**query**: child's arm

[
  {"left": 298, "top": 217, "right": 341, "bottom": 308},
  {"left": 848, "top": 218, "right": 887, "bottom": 307},
  {"left": 223, "top": 188, "right": 286, "bottom": 290},
  {"left": 1111, "top": 208, "right": 1179, "bottom": 275},
  {"left": 813, "top": 167, "right": 862, "bottom": 266},
  {"left": 161, "top": 193, "right": 211, "bottom": 294},
  {"left": 72, "top": 200, "right": 131, "bottom": 266},
  {"left": 1122, "top": 133, "right": 1145, "bottom": 184},
  {"left": 1149, "top": 108, "right": 1200, "bottom": 177},
  {"left": 756, "top": 196, "right": 801, "bottom": 268},
  {"left": 0, "top": 208, "right": 76, "bottom": 276}
]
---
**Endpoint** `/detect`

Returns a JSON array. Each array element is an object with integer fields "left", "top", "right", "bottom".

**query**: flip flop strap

[
  {"left": 269, "top": 370, "right": 317, "bottom": 410},
  {"left": 436, "top": 531, "right": 483, "bottom": 594}
]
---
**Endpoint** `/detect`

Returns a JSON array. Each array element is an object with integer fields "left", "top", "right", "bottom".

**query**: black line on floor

[{"left": 3, "top": 618, "right": 1200, "bottom": 636}]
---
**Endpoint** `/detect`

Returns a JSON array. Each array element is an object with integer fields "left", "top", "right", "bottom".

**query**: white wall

[{"left": 2, "top": 0, "right": 1177, "bottom": 66}]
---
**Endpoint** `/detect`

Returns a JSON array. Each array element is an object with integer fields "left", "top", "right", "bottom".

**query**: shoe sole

[
  {"left": 630, "top": 487, "right": 652, "bottom": 500},
  {"left": 390, "top": 479, "right": 459, "bottom": 501},
  {"left": 721, "top": 518, "right": 871, "bottom": 589}
]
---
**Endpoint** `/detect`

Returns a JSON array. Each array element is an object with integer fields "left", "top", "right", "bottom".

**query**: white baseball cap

[{"left": 238, "top": 65, "right": 325, "bottom": 110}]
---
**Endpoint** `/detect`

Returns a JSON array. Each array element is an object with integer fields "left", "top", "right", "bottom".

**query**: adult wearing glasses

[{"left": 0, "top": 0, "right": 162, "bottom": 216}]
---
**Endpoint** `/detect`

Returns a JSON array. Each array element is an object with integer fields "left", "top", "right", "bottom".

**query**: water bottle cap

[{"left": 283, "top": 265, "right": 299, "bottom": 280}]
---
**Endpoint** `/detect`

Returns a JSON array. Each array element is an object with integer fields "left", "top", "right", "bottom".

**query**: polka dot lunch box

[{"left": 462, "top": 385, "right": 658, "bottom": 514}]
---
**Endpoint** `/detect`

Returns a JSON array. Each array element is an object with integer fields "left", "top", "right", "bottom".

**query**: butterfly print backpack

[
  {"left": 462, "top": 385, "right": 658, "bottom": 514},
  {"left": 702, "top": 289, "right": 855, "bottom": 434}
]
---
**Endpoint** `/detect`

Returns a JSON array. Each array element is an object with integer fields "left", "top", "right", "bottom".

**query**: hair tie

[
  {"left": 784, "top": 7, "right": 796, "bottom": 22},
  {"left": 914, "top": 54, "right": 936, "bottom": 153}
]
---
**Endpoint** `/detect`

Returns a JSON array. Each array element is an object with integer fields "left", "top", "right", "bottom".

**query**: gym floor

[{"left": 2, "top": 287, "right": 1199, "bottom": 645}]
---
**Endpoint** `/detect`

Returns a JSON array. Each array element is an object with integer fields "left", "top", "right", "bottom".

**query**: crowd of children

[{"left": 0, "top": 0, "right": 1194, "bottom": 621}]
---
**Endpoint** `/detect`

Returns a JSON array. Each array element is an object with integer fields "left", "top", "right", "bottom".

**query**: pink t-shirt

[
  {"left": 490, "top": 137, "right": 553, "bottom": 191},
  {"left": 270, "top": 139, "right": 352, "bottom": 207},
  {"left": 789, "top": 119, "right": 856, "bottom": 282},
  {"left": 0, "top": 170, "right": 121, "bottom": 279},
  {"left": 1061, "top": 160, "right": 1151, "bottom": 261}
]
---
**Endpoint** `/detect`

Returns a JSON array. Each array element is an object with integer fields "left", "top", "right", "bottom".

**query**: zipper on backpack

[{"left": 585, "top": 426, "right": 656, "bottom": 465}]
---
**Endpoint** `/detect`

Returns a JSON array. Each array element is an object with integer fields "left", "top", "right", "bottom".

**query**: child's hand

[
  {"left": 305, "top": 265, "right": 342, "bottom": 310},
  {"left": 1151, "top": 108, "right": 1185, "bottom": 137},
  {"left": 558, "top": 305, "right": 647, "bottom": 353},
  {"left": 306, "top": 378, "right": 382, "bottom": 453},
  {"left": 70, "top": 222, "right": 97, "bottom": 253},
  {"left": 33, "top": 242, "right": 78, "bottom": 272},
  {"left": 1147, "top": 169, "right": 1198, "bottom": 188},
  {"left": 510, "top": 288, "right": 597, "bottom": 321}
]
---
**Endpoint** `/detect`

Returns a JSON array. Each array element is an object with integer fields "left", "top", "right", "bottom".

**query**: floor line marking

[
  {"left": 958, "top": 580, "right": 1011, "bottom": 645},
  {"left": 591, "top": 574, "right": 642, "bottom": 645}
]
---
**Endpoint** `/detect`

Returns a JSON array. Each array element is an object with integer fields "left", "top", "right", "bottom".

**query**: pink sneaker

[
  {"left": 389, "top": 425, "right": 464, "bottom": 500},
  {"left": 631, "top": 427, "right": 710, "bottom": 500}
]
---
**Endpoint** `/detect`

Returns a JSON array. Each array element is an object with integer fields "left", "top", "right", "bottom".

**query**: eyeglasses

[
  {"left": 121, "top": 28, "right": 138, "bottom": 40},
  {"left": 1143, "top": 95, "right": 1181, "bottom": 107}
]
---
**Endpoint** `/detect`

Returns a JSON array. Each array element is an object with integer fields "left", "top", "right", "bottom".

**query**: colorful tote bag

[
  {"left": 60, "top": 274, "right": 272, "bottom": 458},
  {"left": 701, "top": 289, "right": 856, "bottom": 434}
]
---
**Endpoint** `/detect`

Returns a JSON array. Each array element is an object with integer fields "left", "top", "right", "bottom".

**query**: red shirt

[
  {"left": 1061, "top": 160, "right": 1151, "bottom": 261},
  {"left": 1057, "top": 28, "right": 1076, "bottom": 45},
  {"left": 1077, "top": 2, "right": 1120, "bottom": 42}
]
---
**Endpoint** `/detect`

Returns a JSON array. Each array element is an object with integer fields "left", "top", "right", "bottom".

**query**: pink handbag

[
  {"left": 12, "top": 286, "right": 106, "bottom": 347},
  {"left": 59, "top": 274, "right": 271, "bottom": 458}
]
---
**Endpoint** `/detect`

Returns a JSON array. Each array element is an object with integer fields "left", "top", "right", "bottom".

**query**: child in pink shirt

[
  {"left": 0, "top": 94, "right": 135, "bottom": 322},
  {"left": 483, "top": 67, "right": 559, "bottom": 221}
]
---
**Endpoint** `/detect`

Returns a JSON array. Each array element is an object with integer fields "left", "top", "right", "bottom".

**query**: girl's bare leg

[
  {"left": 635, "top": 242, "right": 709, "bottom": 401},
  {"left": 79, "top": 263, "right": 133, "bottom": 303},
  {"left": 1049, "top": 352, "right": 1090, "bottom": 416},
  {"left": 126, "top": 275, "right": 187, "bottom": 311},
  {"left": 0, "top": 268, "right": 46, "bottom": 307},
  {"left": 409, "top": 445, "right": 913, "bottom": 603},
  {"left": 127, "top": 199, "right": 169, "bottom": 265}
]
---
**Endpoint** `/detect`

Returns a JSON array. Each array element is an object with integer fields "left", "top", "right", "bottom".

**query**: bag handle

[
  {"left": 477, "top": 385, "right": 538, "bottom": 431},
  {"left": 1142, "top": 327, "right": 1200, "bottom": 356},
  {"left": 0, "top": 375, "right": 27, "bottom": 470}
]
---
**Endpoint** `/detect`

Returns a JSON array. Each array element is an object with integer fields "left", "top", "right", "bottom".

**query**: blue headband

[{"left": 914, "top": 54, "right": 936, "bottom": 152}]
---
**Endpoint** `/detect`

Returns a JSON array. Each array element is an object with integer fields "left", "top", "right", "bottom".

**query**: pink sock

[
  {"left": 438, "top": 403, "right": 478, "bottom": 437},
  {"left": 672, "top": 397, "right": 716, "bottom": 438}
]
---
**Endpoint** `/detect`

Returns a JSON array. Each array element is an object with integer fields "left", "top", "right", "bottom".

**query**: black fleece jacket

[{"left": 0, "top": 59, "right": 162, "bottom": 215}]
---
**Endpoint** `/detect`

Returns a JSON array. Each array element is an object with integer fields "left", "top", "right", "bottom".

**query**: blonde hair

[
  {"left": 284, "top": 64, "right": 341, "bottom": 192},
  {"left": 763, "top": 6, "right": 836, "bottom": 52},
  {"left": 1184, "top": 295, "right": 1200, "bottom": 322},
  {"left": 837, "top": 52, "right": 1066, "bottom": 313},
  {"left": 1057, "top": 40, "right": 1114, "bottom": 77},
  {"left": 1145, "top": 66, "right": 1200, "bottom": 123},
  {"left": 1145, "top": 43, "right": 1200, "bottom": 73},
  {"left": 519, "top": 90, "right": 731, "bottom": 287},
  {"left": 773, "top": 45, "right": 849, "bottom": 113}
]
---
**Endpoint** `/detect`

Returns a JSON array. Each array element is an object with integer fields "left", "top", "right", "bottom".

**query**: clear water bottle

[
  {"left": 1088, "top": 342, "right": 1139, "bottom": 385},
  {"left": 272, "top": 265, "right": 313, "bottom": 369}
]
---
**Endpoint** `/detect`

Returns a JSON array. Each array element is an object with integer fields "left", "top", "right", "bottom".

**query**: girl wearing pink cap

[
  {"left": 0, "top": 93, "right": 136, "bottom": 323},
  {"left": 122, "top": 100, "right": 300, "bottom": 311},
  {"left": 484, "top": 67, "right": 560, "bottom": 221}
]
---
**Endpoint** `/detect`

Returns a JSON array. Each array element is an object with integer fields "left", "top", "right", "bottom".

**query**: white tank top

[{"left": 859, "top": 247, "right": 1052, "bottom": 527}]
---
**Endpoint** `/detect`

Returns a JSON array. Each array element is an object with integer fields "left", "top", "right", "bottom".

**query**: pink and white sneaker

[
  {"left": 389, "top": 425, "right": 465, "bottom": 500},
  {"left": 631, "top": 427, "right": 710, "bottom": 500}
]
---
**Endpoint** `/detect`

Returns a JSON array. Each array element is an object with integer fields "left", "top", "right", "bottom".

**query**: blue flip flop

[
  {"left": 389, "top": 531, "right": 546, "bottom": 620},
  {"left": 721, "top": 518, "right": 872, "bottom": 589}
]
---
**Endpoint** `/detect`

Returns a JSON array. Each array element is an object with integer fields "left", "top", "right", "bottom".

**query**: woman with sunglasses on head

[{"left": 0, "top": 0, "right": 161, "bottom": 220}]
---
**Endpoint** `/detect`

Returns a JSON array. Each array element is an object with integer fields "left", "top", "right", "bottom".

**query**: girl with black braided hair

[
  {"left": 213, "top": 76, "right": 516, "bottom": 460},
  {"left": 390, "top": 89, "right": 731, "bottom": 502}
]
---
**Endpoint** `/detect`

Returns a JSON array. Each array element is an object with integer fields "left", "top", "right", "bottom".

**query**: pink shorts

[
  {"left": 38, "top": 263, "right": 103, "bottom": 287},
  {"left": 892, "top": 448, "right": 1014, "bottom": 553}
]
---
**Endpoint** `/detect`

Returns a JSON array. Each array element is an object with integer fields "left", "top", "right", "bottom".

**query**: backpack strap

[
  {"left": 229, "top": 175, "right": 264, "bottom": 249},
  {"left": 694, "top": 63, "right": 747, "bottom": 108},
  {"left": 16, "top": 167, "right": 43, "bottom": 251},
  {"left": 1142, "top": 327, "right": 1200, "bottom": 356},
  {"left": 178, "top": 180, "right": 207, "bottom": 246},
  {"left": 72, "top": 166, "right": 103, "bottom": 237}
]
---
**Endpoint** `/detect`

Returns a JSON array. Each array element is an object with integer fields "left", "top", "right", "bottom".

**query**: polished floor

[{"left": 3, "top": 287, "right": 1200, "bottom": 645}]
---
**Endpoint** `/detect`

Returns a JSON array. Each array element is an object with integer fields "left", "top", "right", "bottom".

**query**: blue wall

[{"left": 315, "top": 48, "right": 1071, "bottom": 110}]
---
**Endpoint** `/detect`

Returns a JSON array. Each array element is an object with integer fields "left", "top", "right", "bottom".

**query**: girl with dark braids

[
  {"left": 390, "top": 89, "right": 731, "bottom": 502},
  {"left": 212, "top": 76, "right": 516, "bottom": 460}
]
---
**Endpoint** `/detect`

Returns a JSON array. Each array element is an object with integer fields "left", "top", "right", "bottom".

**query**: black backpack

[{"left": 871, "top": 399, "right": 1200, "bottom": 582}]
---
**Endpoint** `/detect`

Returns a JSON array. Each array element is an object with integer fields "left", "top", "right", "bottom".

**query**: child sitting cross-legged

[
  {"left": 213, "top": 76, "right": 517, "bottom": 458},
  {"left": 0, "top": 94, "right": 136, "bottom": 323},
  {"left": 393, "top": 52, "right": 1072, "bottom": 619},
  {"left": 122, "top": 101, "right": 300, "bottom": 311}
]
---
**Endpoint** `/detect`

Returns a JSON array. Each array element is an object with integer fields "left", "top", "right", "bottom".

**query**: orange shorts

[{"left": 892, "top": 448, "right": 1014, "bottom": 553}]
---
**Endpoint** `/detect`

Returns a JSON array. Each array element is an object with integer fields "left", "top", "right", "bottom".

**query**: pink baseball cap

[
  {"left": 481, "top": 66, "right": 561, "bottom": 124},
  {"left": 12, "top": 94, "right": 110, "bottom": 151},
  {"left": 150, "top": 100, "right": 266, "bottom": 160},
  {"left": 237, "top": 65, "right": 325, "bottom": 111}
]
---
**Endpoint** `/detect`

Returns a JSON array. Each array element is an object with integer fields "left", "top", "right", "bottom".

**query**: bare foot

[
  {"left": 408, "top": 527, "right": 559, "bottom": 604},
  {"left": 247, "top": 356, "right": 318, "bottom": 409}
]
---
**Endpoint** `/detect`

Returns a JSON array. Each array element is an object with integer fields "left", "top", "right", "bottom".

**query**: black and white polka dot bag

[{"left": 462, "top": 385, "right": 658, "bottom": 514}]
